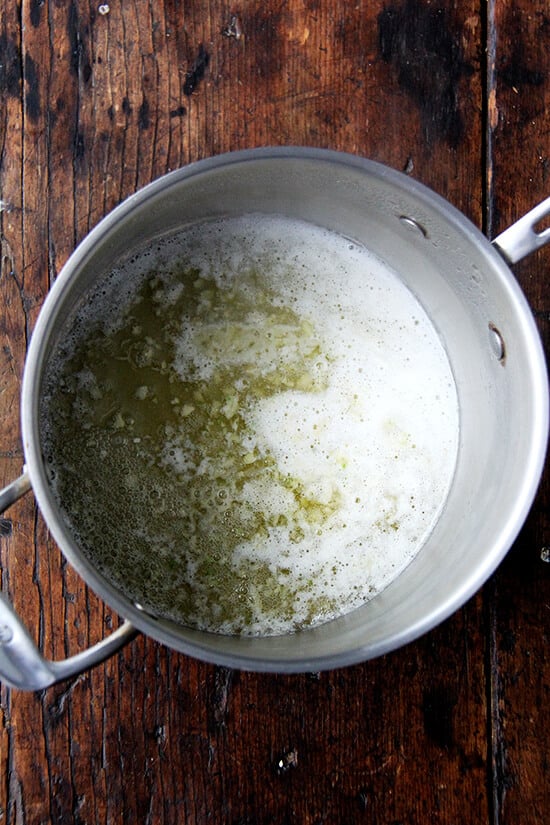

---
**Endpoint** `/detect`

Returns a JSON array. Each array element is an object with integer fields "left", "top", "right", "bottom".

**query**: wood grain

[
  {"left": 486, "top": 3, "right": 550, "bottom": 824},
  {"left": 0, "top": 1, "right": 548, "bottom": 823}
]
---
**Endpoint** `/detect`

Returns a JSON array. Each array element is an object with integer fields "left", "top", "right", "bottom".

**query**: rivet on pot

[
  {"left": 134, "top": 602, "right": 159, "bottom": 620},
  {"left": 0, "top": 624, "right": 14, "bottom": 644},
  {"left": 399, "top": 215, "right": 428, "bottom": 238},
  {"left": 489, "top": 323, "right": 506, "bottom": 364}
]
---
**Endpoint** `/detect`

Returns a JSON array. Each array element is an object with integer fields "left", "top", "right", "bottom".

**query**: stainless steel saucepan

[{"left": 0, "top": 148, "right": 548, "bottom": 690}]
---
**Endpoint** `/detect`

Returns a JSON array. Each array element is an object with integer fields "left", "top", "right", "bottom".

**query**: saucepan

[{"left": 0, "top": 148, "right": 548, "bottom": 690}]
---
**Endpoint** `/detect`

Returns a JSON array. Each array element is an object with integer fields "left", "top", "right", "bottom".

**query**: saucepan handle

[
  {"left": 0, "top": 472, "right": 137, "bottom": 691},
  {"left": 492, "top": 196, "right": 550, "bottom": 263}
]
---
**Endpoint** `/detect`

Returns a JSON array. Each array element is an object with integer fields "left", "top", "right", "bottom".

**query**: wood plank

[
  {"left": 488, "top": 2, "right": 550, "bottom": 823},
  {"left": 1, "top": 1, "right": 53, "bottom": 821}
]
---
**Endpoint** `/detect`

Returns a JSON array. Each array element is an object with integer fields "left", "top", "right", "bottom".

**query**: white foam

[{"left": 160, "top": 216, "right": 458, "bottom": 632}]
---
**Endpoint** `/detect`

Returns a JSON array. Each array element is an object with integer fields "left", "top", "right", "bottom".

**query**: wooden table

[{"left": 0, "top": 1, "right": 548, "bottom": 822}]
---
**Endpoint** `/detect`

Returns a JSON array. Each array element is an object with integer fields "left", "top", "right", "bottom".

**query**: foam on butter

[{"left": 40, "top": 215, "right": 459, "bottom": 636}]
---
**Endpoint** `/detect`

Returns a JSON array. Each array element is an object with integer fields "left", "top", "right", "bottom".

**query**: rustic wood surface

[{"left": 0, "top": 1, "right": 548, "bottom": 822}]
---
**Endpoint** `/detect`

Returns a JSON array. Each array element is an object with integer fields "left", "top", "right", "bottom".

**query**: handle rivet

[
  {"left": 399, "top": 215, "right": 428, "bottom": 238},
  {"left": 488, "top": 323, "right": 506, "bottom": 364},
  {"left": 0, "top": 624, "right": 14, "bottom": 644}
]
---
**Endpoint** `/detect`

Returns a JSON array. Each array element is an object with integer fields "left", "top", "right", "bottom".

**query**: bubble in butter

[{"left": 40, "top": 215, "right": 459, "bottom": 636}]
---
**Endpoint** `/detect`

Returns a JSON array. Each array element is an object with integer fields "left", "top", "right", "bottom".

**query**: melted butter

[{"left": 40, "top": 215, "right": 459, "bottom": 635}]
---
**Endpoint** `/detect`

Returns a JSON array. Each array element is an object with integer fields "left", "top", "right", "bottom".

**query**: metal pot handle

[
  {"left": 492, "top": 196, "right": 550, "bottom": 263},
  {"left": 0, "top": 472, "right": 137, "bottom": 691}
]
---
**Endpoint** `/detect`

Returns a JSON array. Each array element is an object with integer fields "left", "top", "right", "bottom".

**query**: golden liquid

[{"left": 42, "top": 260, "right": 345, "bottom": 633}]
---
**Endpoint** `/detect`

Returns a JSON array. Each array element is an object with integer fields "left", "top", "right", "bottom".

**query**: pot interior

[{"left": 24, "top": 150, "right": 548, "bottom": 670}]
